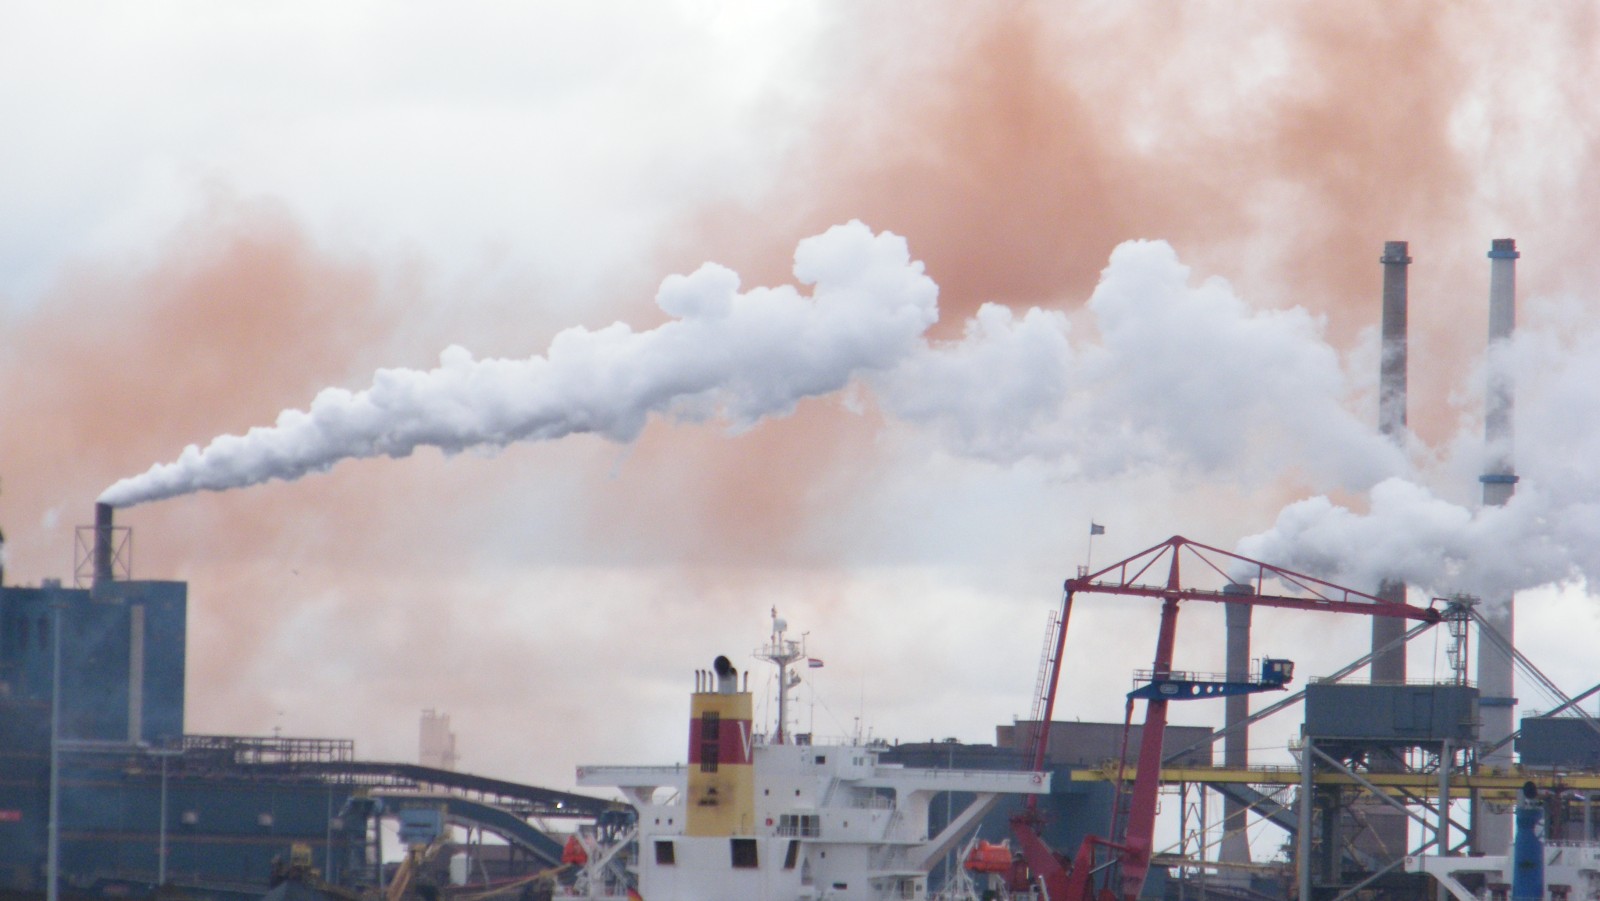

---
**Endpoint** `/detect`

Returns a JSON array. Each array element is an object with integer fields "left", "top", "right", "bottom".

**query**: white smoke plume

[
  {"left": 100, "top": 221, "right": 939, "bottom": 507},
  {"left": 96, "top": 218, "right": 1600, "bottom": 617},
  {"left": 102, "top": 227, "right": 1408, "bottom": 512},
  {"left": 1239, "top": 321, "right": 1600, "bottom": 601},
  {"left": 874, "top": 240, "right": 1408, "bottom": 488}
]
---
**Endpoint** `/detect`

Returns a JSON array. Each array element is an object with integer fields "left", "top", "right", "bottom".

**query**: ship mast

[{"left": 755, "top": 609, "right": 805, "bottom": 744}]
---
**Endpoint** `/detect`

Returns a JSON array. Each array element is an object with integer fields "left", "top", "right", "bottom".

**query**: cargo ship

[{"left": 571, "top": 613, "right": 1050, "bottom": 900}]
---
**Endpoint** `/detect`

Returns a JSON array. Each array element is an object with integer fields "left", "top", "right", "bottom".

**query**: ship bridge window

[
  {"left": 731, "top": 838, "right": 759, "bottom": 869},
  {"left": 655, "top": 840, "right": 676, "bottom": 865},
  {"left": 777, "top": 814, "right": 820, "bottom": 838}
]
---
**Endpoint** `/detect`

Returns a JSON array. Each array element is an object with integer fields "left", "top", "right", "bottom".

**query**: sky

[{"left": 4, "top": 1, "right": 1600, "bottom": 858}]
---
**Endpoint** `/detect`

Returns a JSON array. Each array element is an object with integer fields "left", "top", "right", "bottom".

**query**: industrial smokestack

[
  {"left": 1483, "top": 238, "right": 1519, "bottom": 495},
  {"left": 93, "top": 501, "right": 115, "bottom": 594},
  {"left": 1219, "top": 242, "right": 1418, "bottom": 866},
  {"left": 88, "top": 502, "right": 144, "bottom": 741},
  {"left": 1476, "top": 238, "right": 1519, "bottom": 854},
  {"left": 1361, "top": 241, "right": 1414, "bottom": 865},
  {"left": 1372, "top": 241, "right": 1411, "bottom": 685},
  {"left": 1378, "top": 240, "right": 1411, "bottom": 440}
]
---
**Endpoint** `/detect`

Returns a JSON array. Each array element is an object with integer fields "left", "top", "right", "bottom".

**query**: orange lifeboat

[{"left": 964, "top": 839, "right": 1014, "bottom": 874}]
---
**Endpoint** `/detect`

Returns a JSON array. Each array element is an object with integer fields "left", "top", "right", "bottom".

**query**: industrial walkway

[{"left": 236, "top": 759, "right": 615, "bottom": 820}]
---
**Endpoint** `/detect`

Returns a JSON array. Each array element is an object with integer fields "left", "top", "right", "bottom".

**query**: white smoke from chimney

[
  {"left": 1237, "top": 480, "right": 1578, "bottom": 605},
  {"left": 100, "top": 220, "right": 939, "bottom": 507},
  {"left": 1239, "top": 322, "right": 1600, "bottom": 602},
  {"left": 102, "top": 228, "right": 1409, "bottom": 512},
  {"left": 99, "top": 220, "right": 1600, "bottom": 612},
  {"left": 102, "top": 225, "right": 1418, "bottom": 517},
  {"left": 873, "top": 240, "right": 1408, "bottom": 488}
]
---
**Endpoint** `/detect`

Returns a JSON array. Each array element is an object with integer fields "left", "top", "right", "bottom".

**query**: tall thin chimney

[
  {"left": 1372, "top": 241, "right": 1411, "bottom": 685},
  {"left": 1365, "top": 242, "right": 1413, "bottom": 864},
  {"left": 1483, "top": 238, "right": 1520, "bottom": 494},
  {"left": 93, "top": 502, "right": 115, "bottom": 592},
  {"left": 1378, "top": 240, "right": 1411, "bottom": 440},
  {"left": 91, "top": 502, "right": 145, "bottom": 742},
  {"left": 1476, "top": 238, "right": 1520, "bottom": 854}
]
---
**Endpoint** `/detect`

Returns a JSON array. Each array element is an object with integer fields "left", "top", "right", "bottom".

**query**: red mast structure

[{"left": 1011, "top": 536, "right": 1442, "bottom": 901}]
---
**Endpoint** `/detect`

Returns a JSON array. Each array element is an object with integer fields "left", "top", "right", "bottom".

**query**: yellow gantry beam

[{"left": 1070, "top": 763, "right": 1600, "bottom": 800}]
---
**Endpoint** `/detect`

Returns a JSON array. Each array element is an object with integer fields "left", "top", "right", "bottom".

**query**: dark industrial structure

[{"left": 0, "top": 506, "right": 609, "bottom": 899}]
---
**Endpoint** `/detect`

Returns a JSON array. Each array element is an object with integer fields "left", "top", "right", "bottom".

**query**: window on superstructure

[
  {"left": 655, "top": 840, "right": 676, "bottom": 865},
  {"left": 777, "top": 814, "right": 820, "bottom": 838},
  {"left": 784, "top": 839, "right": 800, "bottom": 870},
  {"left": 731, "top": 838, "right": 759, "bottom": 869},
  {"left": 700, "top": 711, "right": 721, "bottom": 772}
]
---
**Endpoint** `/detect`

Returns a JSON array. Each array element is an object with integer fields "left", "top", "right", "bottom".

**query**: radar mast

[{"left": 755, "top": 609, "right": 806, "bottom": 744}]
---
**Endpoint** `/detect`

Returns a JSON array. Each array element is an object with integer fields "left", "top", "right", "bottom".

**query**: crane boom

[{"left": 1012, "top": 536, "right": 1441, "bottom": 901}]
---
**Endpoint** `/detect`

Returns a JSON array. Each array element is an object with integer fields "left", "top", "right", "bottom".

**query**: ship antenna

[{"left": 756, "top": 610, "right": 805, "bottom": 745}]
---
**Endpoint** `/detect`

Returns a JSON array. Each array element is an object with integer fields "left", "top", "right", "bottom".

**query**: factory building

[
  {"left": 0, "top": 509, "right": 602, "bottom": 898},
  {"left": 0, "top": 540, "right": 376, "bottom": 893},
  {"left": 0, "top": 570, "right": 190, "bottom": 884}
]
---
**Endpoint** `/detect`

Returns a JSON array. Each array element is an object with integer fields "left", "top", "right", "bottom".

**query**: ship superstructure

[{"left": 575, "top": 615, "right": 1049, "bottom": 901}]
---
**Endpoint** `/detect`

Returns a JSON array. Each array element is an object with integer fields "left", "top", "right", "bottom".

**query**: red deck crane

[{"left": 1010, "top": 536, "right": 1443, "bottom": 901}]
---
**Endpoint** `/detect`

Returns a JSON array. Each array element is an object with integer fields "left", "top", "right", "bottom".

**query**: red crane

[{"left": 1009, "top": 536, "right": 1442, "bottom": 901}]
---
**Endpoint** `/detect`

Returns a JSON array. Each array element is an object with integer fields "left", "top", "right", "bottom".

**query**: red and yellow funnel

[{"left": 686, "top": 655, "right": 754, "bottom": 836}]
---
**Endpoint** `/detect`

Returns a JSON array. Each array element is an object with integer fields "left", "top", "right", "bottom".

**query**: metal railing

[{"left": 182, "top": 733, "right": 355, "bottom": 764}]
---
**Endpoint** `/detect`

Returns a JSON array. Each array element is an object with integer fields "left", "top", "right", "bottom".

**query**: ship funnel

[{"left": 713, "top": 655, "right": 738, "bottom": 694}]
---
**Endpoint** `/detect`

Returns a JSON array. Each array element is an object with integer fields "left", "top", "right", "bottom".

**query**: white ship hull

[{"left": 574, "top": 617, "right": 1049, "bottom": 901}]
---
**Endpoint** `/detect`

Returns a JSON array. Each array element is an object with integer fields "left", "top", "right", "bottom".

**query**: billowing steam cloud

[
  {"left": 876, "top": 240, "right": 1408, "bottom": 487},
  {"left": 102, "top": 225, "right": 1409, "bottom": 512},
  {"left": 99, "top": 221, "right": 938, "bottom": 507},
  {"left": 93, "top": 216, "right": 1600, "bottom": 644},
  {"left": 1237, "top": 480, "right": 1555, "bottom": 604},
  {"left": 1241, "top": 323, "right": 1600, "bottom": 602}
]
